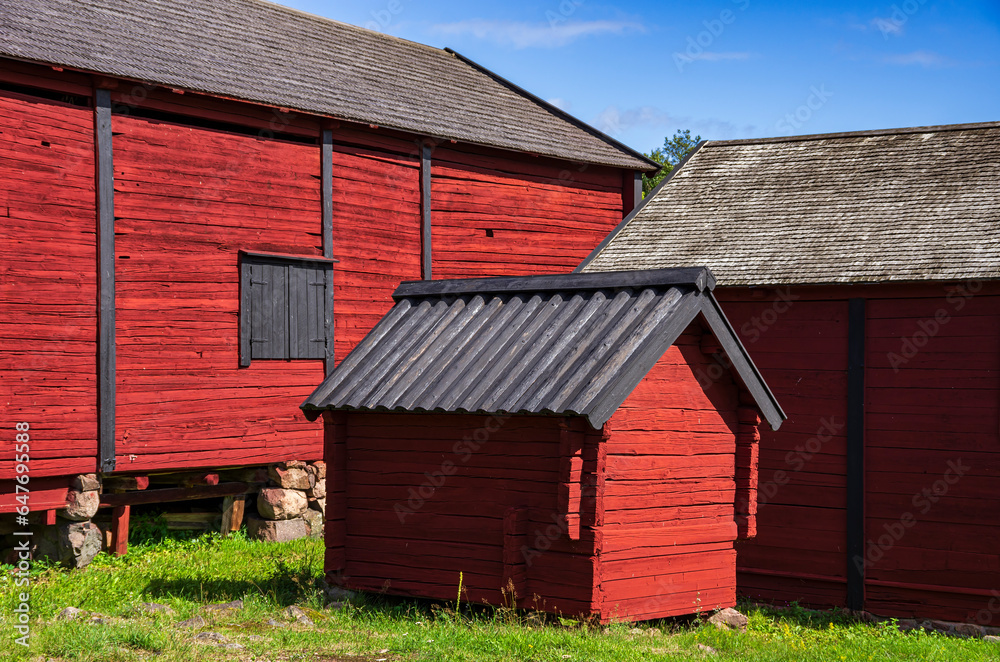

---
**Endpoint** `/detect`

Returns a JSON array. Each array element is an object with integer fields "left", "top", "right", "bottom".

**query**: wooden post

[
  {"left": 111, "top": 505, "right": 130, "bottom": 556},
  {"left": 221, "top": 495, "right": 246, "bottom": 536}
]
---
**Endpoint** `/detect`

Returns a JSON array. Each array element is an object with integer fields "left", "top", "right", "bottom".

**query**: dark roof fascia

[
  {"left": 444, "top": 48, "right": 661, "bottom": 172},
  {"left": 573, "top": 140, "right": 708, "bottom": 273},
  {"left": 707, "top": 120, "right": 1000, "bottom": 147},
  {"left": 393, "top": 267, "right": 716, "bottom": 300},
  {"left": 697, "top": 292, "right": 786, "bottom": 430}
]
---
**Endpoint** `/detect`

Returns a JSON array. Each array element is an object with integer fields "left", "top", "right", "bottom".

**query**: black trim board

[
  {"left": 321, "top": 129, "right": 335, "bottom": 374},
  {"left": 95, "top": 88, "right": 116, "bottom": 474},
  {"left": 420, "top": 142, "right": 432, "bottom": 280},
  {"left": 394, "top": 267, "right": 717, "bottom": 300},
  {"left": 846, "top": 297, "right": 867, "bottom": 610},
  {"left": 573, "top": 141, "right": 708, "bottom": 273},
  {"left": 444, "top": 48, "right": 661, "bottom": 172}
]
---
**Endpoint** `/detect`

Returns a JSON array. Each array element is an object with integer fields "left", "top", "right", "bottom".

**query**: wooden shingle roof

[
  {"left": 0, "top": 0, "right": 656, "bottom": 170},
  {"left": 578, "top": 122, "right": 1000, "bottom": 285}
]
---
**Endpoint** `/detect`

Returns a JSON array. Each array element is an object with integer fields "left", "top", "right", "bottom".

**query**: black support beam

[
  {"left": 95, "top": 88, "right": 116, "bottom": 474},
  {"left": 846, "top": 297, "right": 867, "bottom": 610},
  {"left": 321, "top": 128, "right": 335, "bottom": 375},
  {"left": 420, "top": 141, "right": 432, "bottom": 280}
]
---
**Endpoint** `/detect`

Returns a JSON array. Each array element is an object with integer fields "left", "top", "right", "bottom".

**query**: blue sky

[{"left": 279, "top": 0, "right": 999, "bottom": 154}]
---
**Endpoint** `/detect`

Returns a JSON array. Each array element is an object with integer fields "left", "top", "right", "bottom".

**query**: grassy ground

[{"left": 1, "top": 532, "right": 997, "bottom": 661}]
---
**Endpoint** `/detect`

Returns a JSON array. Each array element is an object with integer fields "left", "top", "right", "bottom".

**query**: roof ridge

[{"left": 706, "top": 120, "right": 1000, "bottom": 147}]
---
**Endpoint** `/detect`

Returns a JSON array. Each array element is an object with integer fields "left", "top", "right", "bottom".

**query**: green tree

[{"left": 641, "top": 129, "right": 702, "bottom": 196}]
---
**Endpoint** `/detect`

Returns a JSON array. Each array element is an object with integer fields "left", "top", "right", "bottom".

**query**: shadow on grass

[{"left": 142, "top": 559, "right": 325, "bottom": 607}]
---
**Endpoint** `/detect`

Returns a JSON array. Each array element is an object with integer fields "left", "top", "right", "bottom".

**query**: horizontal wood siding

[
  {"left": 0, "top": 89, "right": 98, "bottom": 482},
  {"left": 863, "top": 291, "right": 1000, "bottom": 622},
  {"left": 430, "top": 147, "right": 623, "bottom": 278},
  {"left": 112, "top": 115, "right": 325, "bottom": 471},
  {"left": 329, "top": 139, "right": 421, "bottom": 360},
  {"left": 716, "top": 294, "right": 850, "bottom": 607},
  {"left": 337, "top": 413, "right": 597, "bottom": 616},
  {"left": 599, "top": 328, "right": 741, "bottom": 621},
  {"left": 719, "top": 283, "right": 1000, "bottom": 622}
]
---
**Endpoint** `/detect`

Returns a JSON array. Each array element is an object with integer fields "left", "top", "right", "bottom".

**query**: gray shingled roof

[
  {"left": 578, "top": 122, "right": 1000, "bottom": 285},
  {"left": 0, "top": 0, "right": 655, "bottom": 170},
  {"left": 302, "top": 268, "right": 784, "bottom": 430}
]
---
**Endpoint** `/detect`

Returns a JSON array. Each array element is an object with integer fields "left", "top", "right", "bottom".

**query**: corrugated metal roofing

[
  {"left": 578, "top": 122, "right": 1000, "bottom": 285},
  {"left": 302, "top": 268, "right": 784, "bottom": 430},
  {"left": 0, "top": 0, "right": 656, "bottom": 171}
]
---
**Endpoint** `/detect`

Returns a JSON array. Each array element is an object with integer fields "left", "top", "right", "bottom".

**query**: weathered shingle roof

[
  {"left": 0, "top": 0, "right": 656, "bottom": 170},
  {"left": 302, "top": 268, "right": 784, "bottom": 430},
  {"left": 578, "top": 122, "right": 1000, "bottom": 285}
]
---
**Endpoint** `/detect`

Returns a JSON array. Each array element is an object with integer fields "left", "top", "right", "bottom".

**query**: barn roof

[
  {"left": 0, "top": 0, "right": 656, "bottom": 171},
  {"left": 577, "top": 122, "right": 1000, "bottom": 285},
  {"left": 302, "top": 268, "right": 784, "bottom": 430}
]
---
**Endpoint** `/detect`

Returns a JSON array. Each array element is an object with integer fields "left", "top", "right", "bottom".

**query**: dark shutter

[
  {"left": 289, "top": 262, "right": 329, "bottom": 359},
  {"left": 250, "top": 261, "right": 290, "bottom": 360}
]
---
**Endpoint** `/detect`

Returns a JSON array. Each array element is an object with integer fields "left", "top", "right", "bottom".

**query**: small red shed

[{"left": 302, "top": 267, "right": 784, "bottom": 621}]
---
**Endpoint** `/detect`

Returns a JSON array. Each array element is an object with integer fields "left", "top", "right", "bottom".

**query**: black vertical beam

[
  {"left": 846, "top": 297, "right": 866, "bottom": 610},
  {"left": 95, "top": 88, "right": 116, "bottom": 473},
  {"left": 632, "top": 171, "right": 642, "bottom": 208},
  {"left": 321, "top": 129, "right": 335, "bottom": 375},
  {"left": 420, "top": 142, "right": 432, "bottom": 280}
]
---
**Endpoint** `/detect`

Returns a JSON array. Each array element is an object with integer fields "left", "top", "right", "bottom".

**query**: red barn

[
  {"left": 577, "top": 122, "right": 1000, "bottom": 624},
  {"left": 0, "top": 0, "right": 655, "bottom": 551},
  {"left": 302, "top": 267, "right": 784, "bottom": 621}
]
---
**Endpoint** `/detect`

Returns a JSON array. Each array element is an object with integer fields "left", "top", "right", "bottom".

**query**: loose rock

[
  {"left": 284, "top": 605, "right": 314, "bottom": 626},
  {"left": 308, "top": 478, "right": 326, "bottom": 500},
  {"left": 268, "top": 464, "right": 314, "bottom": 491},
  {"left": 176, "top": 615, "right": 207, "bottom": 628},
  {"left": 257, "top": 487, "right": 309, "bottom": 520},
  {"left": 57, "top": 607, "right": 82, "bottom": 621},
  {"left": 708, "top": 607, "right": 748, "bottom": 632},
  {"left": 985, "top": 635, "right": 1000, "bottom": 643},
  {"left": 697, "top": 643, "right": 718, "bottom": 655},
  {"left": 203, "top": 600, "right": 244, "bottom": 613},
  {"left": 311, "top": 460, "right": 327, "bottom": 480},
  {"left": 71, "top": 474, "right": 100, "bottom": 492},
  {"left": 247, "top": 516, "right": 309, "bottom": 543},
  {"left": 136, "top": 602, "right": 176, "bottom": 616},
  {"left": 60, "top": 521, "right": 103, "bottom": 568},
  {"left": 193, "top": 632, "right": 228, "bottom": 644},
  {"left": 266, "top": 618, "right": 288, "bottom": 628},
  {"left": 62, "top": 489, "right": 100, "bottom": 522}
]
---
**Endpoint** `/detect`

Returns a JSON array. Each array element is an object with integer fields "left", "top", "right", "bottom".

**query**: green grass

[{"left": 1, "top": 532, "right": 997, "bottom": 661}]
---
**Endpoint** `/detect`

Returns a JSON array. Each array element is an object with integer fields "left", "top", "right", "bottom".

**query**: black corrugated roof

[
  {"left": 302, "top": 268, "right": 784, "bottom": 430},
  {"left": 0, "top": 0, "right": 658, "bottom": 171}
]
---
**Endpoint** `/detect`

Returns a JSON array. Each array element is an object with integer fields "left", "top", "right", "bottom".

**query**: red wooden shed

[
  {"left": 577, "top": 122, "right": 1000, "bottom": 624},
  {"left": 0, "top": 0, "right": 656, "bottom": 542},
  {"left": 302, "top": 267, "right": 784, "bottom": 621}
]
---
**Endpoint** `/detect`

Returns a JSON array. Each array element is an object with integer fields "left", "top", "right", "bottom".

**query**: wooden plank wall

[
  {"left": 598, "top": 328, "right": 741, "bottom": 621},
  {"left": 430, "top": 147, "right": 624, "bottom": 278},
  {"left": 719, "top": 283, "right": 1000, "bottom": 622},
  {"left": 0, "top": 89, "right": 98, "bottom": 481},
  {"left": 719, "top": 294, "right": 850, "bottom": 607},
  {"left": 111, "top": 115, "right": 326, "bottom": 471},
  {"left": 336, "top": 413, "right": 597, "bottom": 616}
]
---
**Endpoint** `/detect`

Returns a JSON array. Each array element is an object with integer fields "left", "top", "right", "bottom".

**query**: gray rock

[
  {"left": 301, "top": 509, "right": 324, "bottom": 538},
  {"left": 176, "top": 615, "right": 207, "bottom": 629},
  {"left": 57, "top": 607, "right": 82, "bottom": 621},
  {"left": 307, "top": 478, "right": 326, "bottom": 500},
  {"left": 203, "top": 600, "right": 243, "bottom": 613},
  {"left": 311, "top": 498, "right": 326, "bottom": 515},
  {"left": 955, "top": 622, "right": 983, "bottom": 638},
  {"left": 697, "top": 643, "right": 718, "bottom": 655},
  {"left": 311, "top": 461, "right": 327, "bottom": 480},
  {"left": 60, "top": 521, "right": 102, "bottom": 568},
  {"left": 984, "top": 635, "right": 1000, "bottom": 643},
  {"left": 284, "top": 605, "right": 314, "bottom": 626},
  {"left": 62, "top": 489, "right": 100, "bottom": 522},
  {"left": 629, "top": 627, "right": 643, "bottom": 635},
  {"left": 221, "top": 643, "right": 244, "bottom": 650},
  {"left": 708, "top": 607, "right": 748, "bottom": 632},
  {"left": 247, "top": 516, "right": 308, "bottom": 543},
  {"left": 194, "top": 632, "right": 228, "bottom": 644},
  {"left": 897, "top": 618, "right": 919, "bottom": 632},
  {"left": 268, "top": 464, "right": 314, "bottom": 490},
  {"left": 324, "top": 586, "right": 356, "bottom": 602},
  {"left": 266, "top": 618, "right": 288, "bottom": 628},
  {"left": 136, "top": 602, "right": 176, "bottom": 616},
  {"left": 928, "top": 619, "right": 954, "bottom": 633},
  {"left": 257, "top": 488, "right": 309, "bottom": 520},
  {"left": 71, "top": 474, "right": 100, "bottom": 492}
]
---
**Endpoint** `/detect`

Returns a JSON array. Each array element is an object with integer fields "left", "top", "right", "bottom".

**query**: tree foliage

[{"left": 641, "top": 129, "right": 702, "bottom": 197}]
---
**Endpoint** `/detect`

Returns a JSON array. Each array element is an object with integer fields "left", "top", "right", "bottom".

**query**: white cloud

[
  {"left": 593, "top": 105, "right": 675, "bottom": 137},
  {"left": 431, "top": 19, "right": 644, "bottom": 49},
  {"left": 883, "top": 50, "right": 950, "bottom": 67}
]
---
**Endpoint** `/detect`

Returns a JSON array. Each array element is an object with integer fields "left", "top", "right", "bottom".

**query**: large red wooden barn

[
  {"left": 577, "top": 121, "right": 1000, "bottom": 623},
  {"left": 0, "top": 0, "right": 656, "bottom": 548},
  {"left": 302, "top": 268, "right": 784, "bottom": 621}
]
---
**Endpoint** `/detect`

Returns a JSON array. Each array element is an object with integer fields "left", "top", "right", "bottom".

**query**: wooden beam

[
  {"left": 94, "top": 87, "right": 116, "bottom": 474},
  {"left": 111, "top": 505, "right": 130, "bottom": 556},
  {"left": 321, "top": 128, "right": 335, "bottom": 374},
  {"left": 99, "top": 482, "right": 250, "bottom": 508},
  {"left": 846, "top": 297, "right": 867, "bottom": 611},
  {"left": 420, "top": 141, "right": 432, "bottom": 280},
  {"left": 221, "top": 495, "right": 246, "bottom": 536}
]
